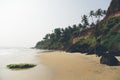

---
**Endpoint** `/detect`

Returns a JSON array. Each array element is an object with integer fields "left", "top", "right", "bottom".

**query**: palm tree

[
  {"left": 90, "top": 22, "right": 95, "bottom": 28},
  {"left": 43, "top": 34, "right": 50, "bottom": 40},
  {"left": 102, "top": 10, "right": 107, "bottom": 17},
  {"left": 95, "top": 9, "right": 103, "bottom": 22},
  {"left": 78, "top": 23, "right": 83, "bottom": 31},
  {"left": 54, "top": 28, "right": 62, "bottom": 39},
  {"left": 72, "top": 24, "right": 77, "bottom": 32},
  {"left": 89, "top": 10, "right": 95, "bottom": 24},
  {"left": 81, "top": 15, "right": 89, "bottom": 29}
]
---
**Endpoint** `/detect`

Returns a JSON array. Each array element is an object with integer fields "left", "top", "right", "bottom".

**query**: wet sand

[
  {"left": 0, "top": 51, "right": 53, "bottom": 80},
  {"left": 38, "top": 51, "right": 120, "bottom": 80}
]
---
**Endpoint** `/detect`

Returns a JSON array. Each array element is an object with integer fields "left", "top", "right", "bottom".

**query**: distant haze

[{"left": 0, "top": 0, "right": 111, "bottom": 47}]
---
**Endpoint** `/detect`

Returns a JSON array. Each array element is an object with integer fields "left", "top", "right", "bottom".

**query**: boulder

[{"left": 100, "top": 53, "right": 119, "bottom": 66}]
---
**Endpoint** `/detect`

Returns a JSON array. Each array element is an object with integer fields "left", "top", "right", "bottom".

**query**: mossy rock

[{"left": 7, "top": 63, "right": 36, "bottom": 70}]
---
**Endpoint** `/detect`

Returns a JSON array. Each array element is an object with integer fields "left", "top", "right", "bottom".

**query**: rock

[
  {"left": 66, "top": 43, "right": 90, "bottom": 53},
  {"left": 95, "top": 45, "right": 108, "bottom": 57},
  {"left": 105, "top": 0, "right": 120, "bottom": 19},
  {"left": 100, "top": 53, "right": 119, "bottom": 66}
]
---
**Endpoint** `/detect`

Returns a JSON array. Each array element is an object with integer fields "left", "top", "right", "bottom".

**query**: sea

[
  {"left": 0, "top": 47, "right": 52, "bottom": 80},
  {"left": 0, "top": 47, "right": 43, "bottom": 55}
]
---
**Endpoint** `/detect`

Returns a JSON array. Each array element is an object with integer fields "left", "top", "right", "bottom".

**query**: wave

[{"left": 0, "top": 47, "right": 41, "bottom": 55}]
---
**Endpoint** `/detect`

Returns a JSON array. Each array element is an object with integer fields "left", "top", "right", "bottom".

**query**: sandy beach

[
  {"left": 1, "top": 49, "right": 120, "bottom": 80},
  {"left": 38, "top": 51, "right": 120, "bottom": 80}
]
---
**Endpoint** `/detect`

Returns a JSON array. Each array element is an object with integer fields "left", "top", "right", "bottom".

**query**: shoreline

[
  {"left": 1, "top": 49, "right": 120, "bottom": 80},
  {"left": 38, "top": 51, "right": 120, "bottom": 80},
  {"left": 0, "top": 49, "right": 53, "bottom": 80}
]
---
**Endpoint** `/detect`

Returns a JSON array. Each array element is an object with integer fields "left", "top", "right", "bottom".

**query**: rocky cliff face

[
  {"left": 105, "top": 0, "right": 120, "bottom": 19},
  {"left": 68, "top": 0, "right": 120, "bottom": 54}
]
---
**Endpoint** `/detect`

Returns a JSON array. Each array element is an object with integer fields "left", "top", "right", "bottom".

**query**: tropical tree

[
  {"left": 89, "top": 10, "right": 95, "bottom": 23},
  {"left": 43, "top": 34, "right": 50, "bottom": 40},
  {"left": 90, "top": 22, "right": 95, "bottom": 28},
  {"left": 102, "top": 10, "right": 107, "bottom": 17},
  {"left": 72, "top": 24, "right": 80, "bottom": 36},
  {"left": 60, "top": 28, "right": 72, "bottom": 46},
  {"left": 54, "top": 28, "right": 62, "bottom": 40},
  {"left": 81, "top": 15, "right": 89, "bottom": 29},
  {"left": 95, "top": 9, "right": 103, "bottom": 22},
  {"left": 72, "top": 24, "right": 77, "bottom": 33},
  {"left": 78, "top": 23, "right": 83, "bottom": 31}
]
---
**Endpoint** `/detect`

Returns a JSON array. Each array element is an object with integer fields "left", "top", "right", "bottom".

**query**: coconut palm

[
  {"left": 78, "top": 23, "right": 83, "bottom": 31},
  {"left": 81, "top": 15, "right": 89, "bottom": 29},
  {"left": 102, "top": 10, "right": 107, "bottom": 16},
  {"left": 89, "top": 10, "right": 95, "bottom": 23},
  {"left": 95, "top": 8, "right": 103, "bottom": 22}
]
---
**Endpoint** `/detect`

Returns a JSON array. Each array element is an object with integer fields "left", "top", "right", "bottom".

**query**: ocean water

[
  {"left": 0, "top": 47, "right": 41, "bottom": 55},
  {"left": 0, "top": 47, "right": 52, "bottom": 80},
  {"left": 0, "top": 47, "right": 42, "bottom": 65}
]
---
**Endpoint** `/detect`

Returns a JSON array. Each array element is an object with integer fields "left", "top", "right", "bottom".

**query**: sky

[{"left": 0, "top": 0, "right": 111, "bottom": 47}]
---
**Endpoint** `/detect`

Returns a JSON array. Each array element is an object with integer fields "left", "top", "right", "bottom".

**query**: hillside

[
  {"left": 68, "top": 16, "right": 120, "bottom": 54},
  {"left": 68, "top": 0, "right": 120, "bottom": 54},
  {"left": 105, "top": 0, "right": 120, "bottom": 19},
  {"left": 35, "top": 0, "right": 120, "bottom": 55}
]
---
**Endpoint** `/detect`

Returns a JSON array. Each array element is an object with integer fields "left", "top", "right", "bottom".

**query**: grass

[
  {"left": 7, "top": 63, "right": 36, "bottom": 70},
  {"left": 97, "top": 16, "right": 120, "bottom": 52},
  {"left": 79, "top": 36, "right": 96, "bottom": 47}
]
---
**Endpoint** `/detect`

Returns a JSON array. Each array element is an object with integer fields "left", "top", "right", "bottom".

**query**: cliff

[
  {"left": 35, "top": 0, "right": 120, "bottom": 55},
  {"left": 105, "top": 0, "right": 120, "bottom": 19},
  {"left": 68, "top": 0, "right": 120, "bottom": 54}
]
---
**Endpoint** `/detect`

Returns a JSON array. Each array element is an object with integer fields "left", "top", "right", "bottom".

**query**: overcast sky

[{"left": 0, "top": 0, "right": 111, "bottom": 47}]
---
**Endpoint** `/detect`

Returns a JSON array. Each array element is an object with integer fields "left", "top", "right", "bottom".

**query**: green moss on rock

[{"left": 7, "top": 63, "right": 36, "bottom": 70}]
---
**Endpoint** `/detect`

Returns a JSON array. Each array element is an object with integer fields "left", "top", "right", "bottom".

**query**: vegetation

[
  {"left": 35, "top": 3, "right": 120, "bottom": 55},
  {"left": 35, "top": 0, "right": 120, "bottom": 66},
  {"left": 7, "top": 63, "right": 36, "bottom": 70},
  {"left": 35, "top": 9, "right": 106, "bottom": 51},
  {"left": 99, "top": 16, "right": 120, "bottom": 52}
]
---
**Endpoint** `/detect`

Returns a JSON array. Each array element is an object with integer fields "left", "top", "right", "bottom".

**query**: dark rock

[
  {"left": 95, "top": 45, "right": 108, "bottom": 57},
  {"left": 100, "top": 53, "right": 119, "bottom": 66},
  {"left": 66, "top": 43, "right": 90, "bottom": 53}
]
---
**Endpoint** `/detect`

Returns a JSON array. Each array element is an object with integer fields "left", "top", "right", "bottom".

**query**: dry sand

[{"left": 38, "top": 51, "right": 120, "bottom": 80}]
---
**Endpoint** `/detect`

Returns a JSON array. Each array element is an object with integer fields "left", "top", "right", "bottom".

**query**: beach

[
  {"left": 38, "top": 51, "right": 120, "bottom": 80},
  {"left": 0, "top": 48, "right": 120, "bottom": 80}
]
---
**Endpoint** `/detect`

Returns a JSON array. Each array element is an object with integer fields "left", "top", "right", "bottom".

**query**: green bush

[
  {"left": 7, "top": 63, "right": 36, "bottom": 69},
  {"left": 97, "top": 16, "right": 120, "bottom": 52}
]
